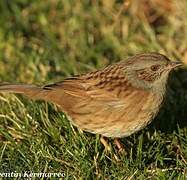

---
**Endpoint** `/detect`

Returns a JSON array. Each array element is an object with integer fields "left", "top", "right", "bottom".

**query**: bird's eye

[{"left": 151, "top": 65, "right": 161, "bottom": 71}]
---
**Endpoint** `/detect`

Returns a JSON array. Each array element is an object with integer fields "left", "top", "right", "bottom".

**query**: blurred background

[
  {"left": 0, "top": 0, "right": 186, "bottom": 178},
  {"left": 0, "top": 0, "right": 187, "bottom": 83}
]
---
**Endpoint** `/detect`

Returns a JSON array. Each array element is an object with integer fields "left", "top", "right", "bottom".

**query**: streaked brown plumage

[{"left": 0, "top": 53, "right": 182, "bottom": 138}]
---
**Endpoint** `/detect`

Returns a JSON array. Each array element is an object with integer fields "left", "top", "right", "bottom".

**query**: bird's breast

[{"left": 65, "top": 88, "right": 164, "bottom": 138}]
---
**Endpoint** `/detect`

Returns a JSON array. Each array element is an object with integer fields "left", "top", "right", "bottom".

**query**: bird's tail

[{"left": 0, "top": 83, "right": 50, "bottom": 100}]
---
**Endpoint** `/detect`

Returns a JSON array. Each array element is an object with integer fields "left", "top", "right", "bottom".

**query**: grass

[{"left": 0, "top": 0, "right": 187, "bottom": 179}]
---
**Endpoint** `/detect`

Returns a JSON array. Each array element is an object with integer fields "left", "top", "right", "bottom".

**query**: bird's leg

[
  {"left": 114, "top": 138, "right": 125, "bottom": 153},
  {"left": 100, "top": 137, "right": 126, "bottom": 155},
  {"left": 100, "top": 136, "right": 111, "bottom": 152}
]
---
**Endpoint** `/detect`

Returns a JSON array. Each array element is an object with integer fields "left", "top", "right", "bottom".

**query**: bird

[{"left": 0, "top": 53, "right": 182, "bottom": 151}]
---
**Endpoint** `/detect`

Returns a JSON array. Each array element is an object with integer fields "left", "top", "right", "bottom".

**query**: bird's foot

[
  {"left": 100, "top": 136, "right": 111, "bottom": 152},
  {"left": 114, "top": 138, "right": 126, "bottom": 154}
]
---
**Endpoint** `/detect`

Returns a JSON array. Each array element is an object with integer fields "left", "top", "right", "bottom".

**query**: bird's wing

[
  {"left": 40, "top": 65, "right": 152, "bottom": 137},
  {"left": 43, "top": 64, "right": 149, "bottom": 113}
]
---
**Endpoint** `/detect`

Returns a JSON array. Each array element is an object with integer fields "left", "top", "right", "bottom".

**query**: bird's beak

[{"left": 169, "top": 61, "right": 182, "bottom": 69}]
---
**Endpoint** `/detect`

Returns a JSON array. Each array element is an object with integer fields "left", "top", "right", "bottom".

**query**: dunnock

[{"left": 0, "top": 53, "right": 181, "bottom": 149}]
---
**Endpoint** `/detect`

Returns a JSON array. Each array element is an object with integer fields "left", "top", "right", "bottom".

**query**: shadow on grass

[{"left": 150, "top": 68, "right": 187, "bottom": 134}]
